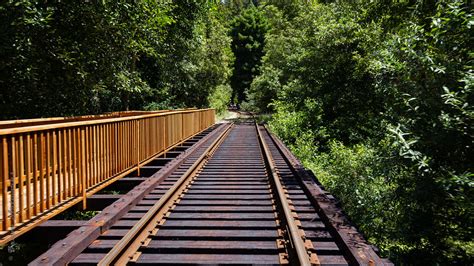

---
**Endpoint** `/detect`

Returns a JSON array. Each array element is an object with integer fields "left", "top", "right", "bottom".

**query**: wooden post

[
  {"left": 2, "top": 137, "right": 10, "bottom": 230},
  {"left": 45, "top": 132, "right": 51, "bottom": 210},
  {"left": 39, "top": 132, "right": 45, "bottom": 212},
  {"left": 33, "top": 134, "right": 38, "bottom": 216},
  {"left": 10, "top": 136, "right": 16, "bottom": 227},
  {"left": 80, "top": 127, "right": 87, "bottom": 210},
  {"left": 164, "top": 116, "right": 167, "bottom": 158},
  {"left": 18, "top": 136, "right": 24, "bottom": 223},
  {"left": 25, "top": 134, "right": 32, "bottom": 220},
  {"left": 136, "top": 120, "right": 140, "bottom": 176},
  {"left": 52, "top": 131, "right": 57, "bottom": 206}
]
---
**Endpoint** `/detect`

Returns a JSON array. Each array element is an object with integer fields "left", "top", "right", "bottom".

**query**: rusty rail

[
  {"left": 256, "top": 124, "right": 317, "bottom": 265},
  {"left": 98, "top": 123, "right": 233, "bottom": 265},
  {"left": 0, "top": 108, "right": 215, "bottom": 244}
]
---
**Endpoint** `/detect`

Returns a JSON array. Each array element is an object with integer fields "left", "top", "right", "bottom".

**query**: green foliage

[
  {"left": 0, "top": 1, "right": 172, "bottom": 118},
  {"left": 60, "top": 210, "right": 99, "bottom": 221},
  {"left": 263, "top": 0, "right": 473, "bottom": 264},
  {"left": 247, "top": 65, "right": 281, "bottom": 112},
  {"left": 208, "top": 84, "right": 232, "bottom": 116},
  {"left": 269, "top": 98, "right": 326, "bottom": 147},
  {"left": 187, "top": 4, "right": 234, "bottom": 108},
  {"left": 310, "top": 139, "right": 407, "bottom": 256},
  {"left": 229, "top": 5, "right": 268, "bottom": 104},
  {"left": 0, "top": 241, "right": 43, "bottom": 265},
  {"left": 0, "top": 1, "right": 233, "bottom": 119}
]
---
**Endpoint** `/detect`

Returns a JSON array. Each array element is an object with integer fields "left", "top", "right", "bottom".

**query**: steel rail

[
  {"left": 256, "top": 123, "right": 317, "bottom": 266},
  {"left": 98, "top": 122, "right": 234, "bottom": 265},
  {"left": 263, "top": 124, "right": 392, "bottom": 266}
]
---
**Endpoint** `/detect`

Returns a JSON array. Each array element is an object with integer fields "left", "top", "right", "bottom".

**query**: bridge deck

[{"left": 28, "top": 123, "right": 391, "bottom": 265}]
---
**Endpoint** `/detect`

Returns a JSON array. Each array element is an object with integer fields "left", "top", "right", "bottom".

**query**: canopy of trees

[
  {"left": 249, "top": 1, "right": 472, "bottom": 264},
  {"left": 0, "top": 1, "right": 233, "bottom": 118},
  {"left": 1, "top": 1, "right": 472, "bottom": 264}
]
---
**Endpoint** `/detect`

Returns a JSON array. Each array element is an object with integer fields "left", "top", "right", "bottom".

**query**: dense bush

[{"left": 208, "top": 84, "right": 232, "bottom": 117}]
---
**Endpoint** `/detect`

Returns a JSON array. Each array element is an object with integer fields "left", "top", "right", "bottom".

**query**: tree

[
  {"left": 0, "top": 1, "right": 233, "bottom": 118},
  {"left": 229, "top": 5, "right": 268, "bottom": 104},
  {"left": 259, "top": 1, "right": 473, "bottom": 264}
]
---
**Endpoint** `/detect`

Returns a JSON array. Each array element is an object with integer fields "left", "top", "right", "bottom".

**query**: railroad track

[{"left": 31, "top": 123, "right": 391, "bottom": 265}]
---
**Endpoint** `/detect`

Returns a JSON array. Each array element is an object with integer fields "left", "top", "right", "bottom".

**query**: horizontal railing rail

[{"left": 0, "top": 108, "right": 215, "bottom": 244}]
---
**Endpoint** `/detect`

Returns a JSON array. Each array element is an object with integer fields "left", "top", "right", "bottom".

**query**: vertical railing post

[
  {"left": 163, "top": 116, "right": 167, "bottom": 158},
  {"left": 1, "top": 137, "right": 9, "bottom": 231},
  {"left": 52, "top": 131, "right": 57, "bottom": 206},
  {"left": 136, "top": 120, "right": 140, "bottom": 176},
  {"left": 18, "top": 136, "right": 24, "bottom": 223},
  {"left": 80, "top": 127, "right": 87, "bottom": 210},
  {"left": 181, "top": 113, "right": 183, "bottom": 141},
  {"left": 26, "top": 134, "right": 32, "bottom": 220},
  {"left": 10, "top": 136, "right": 17, "bottom": 229}
]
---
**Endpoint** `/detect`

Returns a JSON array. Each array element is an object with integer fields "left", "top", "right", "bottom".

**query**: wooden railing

[{"left": 0, "top": 108, "right": 215, "bottom": 243}]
